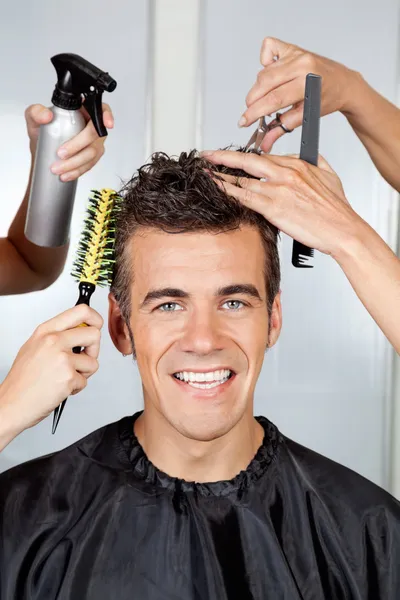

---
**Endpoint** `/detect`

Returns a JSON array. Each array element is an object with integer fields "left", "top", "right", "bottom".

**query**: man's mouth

[{"left": 172, "top": 369, "right": 234, "bottom": 390}]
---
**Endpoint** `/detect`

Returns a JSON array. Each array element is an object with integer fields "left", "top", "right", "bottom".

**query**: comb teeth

[
  {"left": 71, "top": 189, "right": 122, "bottom": 287},
  {"left": 292, "top": 241, "right": 314, "bottom": 269}
]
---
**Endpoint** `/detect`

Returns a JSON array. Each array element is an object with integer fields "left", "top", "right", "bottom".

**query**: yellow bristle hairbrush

[{"left": 52, "top": 188, "right": 122, "bottom": 434}]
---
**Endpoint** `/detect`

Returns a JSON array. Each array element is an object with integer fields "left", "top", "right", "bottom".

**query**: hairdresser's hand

[
  {"left": 0, "top": 305, "right": 103, "bottom": 449},
  {"left": 241, "top": 38, "right": 362, "bottom": 152},
  {"left": 202, "top": 150, "right": 365, "bottom": 256},
  {"left": 25, "top": 102, "right": 114, "bottom": 181}
]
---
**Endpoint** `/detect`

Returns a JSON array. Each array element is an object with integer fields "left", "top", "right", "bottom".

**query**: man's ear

[
  {"left": 108, "top": 293, "right": 133, "bottom": 356},
  {"left": 267, "top": 291, "right": 282, "bottom": 348}
]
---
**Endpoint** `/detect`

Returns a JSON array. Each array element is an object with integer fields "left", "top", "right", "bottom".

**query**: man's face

[{"left": 110, "top": 225, "right": 281, "bottom": 442}]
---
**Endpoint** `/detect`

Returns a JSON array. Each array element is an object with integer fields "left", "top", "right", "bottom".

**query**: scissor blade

[{"left": 245, "top": 117, "right": 267, "bottom": 151}]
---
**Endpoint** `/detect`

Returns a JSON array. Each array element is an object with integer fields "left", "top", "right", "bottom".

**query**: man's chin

[{"left": 166, "top": 411, "right": 241, "bottom": 444}]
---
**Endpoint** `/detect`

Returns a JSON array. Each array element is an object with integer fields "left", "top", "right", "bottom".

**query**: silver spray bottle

[{"left": 25, "top": 53, "right": 117, "bottom": 247}]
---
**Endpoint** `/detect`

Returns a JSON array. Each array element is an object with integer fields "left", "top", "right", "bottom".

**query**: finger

[
  {"left": 57, "top": 119, "right": 102, "bottom": 159},
  {"left": 243, "top": 79, "right": 304, "bottom": 128},
  {"left": 59, "top": 157, "right": 99, "bottom": 182},
  {"left": 101, "top": 102, "right": 114, "bottom": 128},
  {"left": 260, "top": 37, "right": 293, "bottom": 66},
  {"left": 211, "top": 153, "right": 318, "bottom": 185},
  {"left": 268, "top": 154, "right": 300, "bottom": 160},
  {"left": 81, "top": 102, "right": 114, "bottom": 129},
  {"left": 260, "top": 154, "right": 304, "bottom": 170},
  {"left": 60, "top": 325, "right": 101, "bottom": 358},
  {"left": 201, "top": 150, "right": 281, "bottom": 179},
  {"left": 70, "top": 373, "right": 88, "bottom": 396},
  {"left": 36, "top": 305, "right": 104, "bottom": 336},
  {"left": 260, "top": 102, "right": 304, "bottom": 152},
  {"left": 214, "top": 171, "right": 264, "bottom": 189},
  {"left": 246, "top": 54, "right": 294, "bottom": 108},
  {"left": 266, "top": 153, "right": 336, "bottom": 175},
  {"left": 215, "top": 173, "right": 275, "bottom": 199},
  {"left": 71, "top": 353, "right": 99, "bottom": 378},
  {"left": 245, "top": 55, "right": 296, "bottom": 108},
  {"left": 214, "top": 177, "right": 278, "bottom": 221},
  {"left": 25, "top": 104, "right": 53, "bottom": 128},
  {"left": 51, "top": 139, "right": 104, "bottom": 177},
  {"left": 315, "top": 154, "right": 335, "bottom": 173}
]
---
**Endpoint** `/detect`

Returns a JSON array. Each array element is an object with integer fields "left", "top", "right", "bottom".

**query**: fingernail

[
  {"left": 51, "top": 163, "right": 62, "bottom": 174},
  {"left": 57, "top": 148, "right": 68, "bottom": 159},
  {"left": 201, "top": 150, "right": 214, "bottom": 157},
  {"left": 61, "top": 173, "right": 72, "bottom": 182},
  {"left": 238, "top": 116, "right": 247, "bottom": 127}
]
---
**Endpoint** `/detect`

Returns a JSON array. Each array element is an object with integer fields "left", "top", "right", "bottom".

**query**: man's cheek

[
  {"left": 230, "top": 317, "right": 269, "bottom": 349},
  {"left": 134, "top": 318, "right": 176, "bottom": 360}
]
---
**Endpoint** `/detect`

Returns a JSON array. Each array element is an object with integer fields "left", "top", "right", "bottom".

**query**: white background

[{"left": 0, "top": 0, "right": 399, "bottom": 495}]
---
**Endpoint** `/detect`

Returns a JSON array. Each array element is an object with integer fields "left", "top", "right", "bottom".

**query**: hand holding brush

[{"left": 52, "top": 188, "right": 122, "bottom": 433}]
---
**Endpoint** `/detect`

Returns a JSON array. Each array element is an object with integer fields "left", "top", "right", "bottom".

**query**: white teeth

[
  {"left": 174, "top": 369, "right": 232, "bottom": 384},
  {"left": 188, "top": 379, "right": 228, "bottom": 389}
]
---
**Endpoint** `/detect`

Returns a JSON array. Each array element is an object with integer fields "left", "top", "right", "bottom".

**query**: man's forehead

[
  {"left": 128, "top": 227, "right": 266, "bottom": 297},
  {"left": 129, "top": 225, "right": 265, "bottom": 265}
]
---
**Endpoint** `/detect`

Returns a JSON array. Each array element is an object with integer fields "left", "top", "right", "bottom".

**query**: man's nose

[{"left": 179, "top": 310, "right": 224, "bottom": 355}]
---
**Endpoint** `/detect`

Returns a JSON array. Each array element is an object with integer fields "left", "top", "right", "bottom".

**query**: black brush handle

[
  {"left": 52, "top": 282, "right": 96, "bottom": 434},
  {"left": 292, "top": 73, "right": 321, "bottom": 268}
]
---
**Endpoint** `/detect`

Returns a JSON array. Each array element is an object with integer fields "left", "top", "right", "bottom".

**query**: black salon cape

[{"left": 0, "top": 414, "right": 399, "bottom": 600}]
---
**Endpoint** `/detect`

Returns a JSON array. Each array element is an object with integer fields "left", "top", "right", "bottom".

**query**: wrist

[
  {"left": 330, "top": 218, "right": 380, "bottom": 266},
  {"left": 340, "top": 69, "right": 369, "bottom": 119},
  {"left": 0, "top": 385, "right": 23, "bottom": 450}
]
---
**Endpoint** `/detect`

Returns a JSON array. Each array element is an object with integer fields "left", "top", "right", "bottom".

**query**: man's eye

[
  {"left": 222, "top": 300, "right": 245, "bottom": 310},
  {"left": 157, "top": 302, "right": 183, "bottom": 312}
]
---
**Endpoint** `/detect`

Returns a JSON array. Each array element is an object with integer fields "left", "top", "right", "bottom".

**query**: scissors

[{"left": 244, "top": 113, "right": 290, "bottom": 152}]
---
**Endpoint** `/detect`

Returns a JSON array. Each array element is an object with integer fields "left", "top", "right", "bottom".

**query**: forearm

[
  {"left": 343, "top": 73, "right": 400, "bottom": 193},
  {"left": 5, "top": 157, "right": 69, "bottom": 293},
  {"left": 333, "top": 221, "right": 400, "bottom": 354}
]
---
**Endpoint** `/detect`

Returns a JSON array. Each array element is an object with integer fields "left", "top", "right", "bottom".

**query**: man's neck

[{"left": 134, "top": 409, "right": 265, "bottom": 483}]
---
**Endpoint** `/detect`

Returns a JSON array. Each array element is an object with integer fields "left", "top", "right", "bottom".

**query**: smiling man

[
  {"left": 107, "top": 156, "right": 281, "bottom": 484},
  {"left": 0, "top": 150, "right": 399, "bottom": 600}
]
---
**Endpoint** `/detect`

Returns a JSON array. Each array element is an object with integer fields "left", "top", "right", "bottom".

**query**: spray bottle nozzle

[{"left": 50, "top": 53, "right": 117, "bottom": 137}]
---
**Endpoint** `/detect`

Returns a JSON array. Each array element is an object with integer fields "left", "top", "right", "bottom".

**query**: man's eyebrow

[
  {"left": 140, "top": 288, "right": 190, "bottom": 308},
  {"left": 216, "top": 284, "right": 263, "bottom": 301},
  {"left": 140, "top": 284, "right": 263, "bottom": 308}
]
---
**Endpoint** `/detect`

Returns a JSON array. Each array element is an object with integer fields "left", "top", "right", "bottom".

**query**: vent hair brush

[{"left": 52, "top": 188, "right": 122, "bottom": 434}]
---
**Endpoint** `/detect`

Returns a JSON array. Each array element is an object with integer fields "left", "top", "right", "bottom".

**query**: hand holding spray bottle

[{"left": 25, "top": 53, "right": 117, "bottom": 248}]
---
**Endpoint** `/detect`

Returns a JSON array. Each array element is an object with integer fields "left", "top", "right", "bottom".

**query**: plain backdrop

[{"left": 0, "top": 0, "right": 399, "bottom": 494}]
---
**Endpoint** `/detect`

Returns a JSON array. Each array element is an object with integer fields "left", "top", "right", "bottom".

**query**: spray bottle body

[
  {"left": 25, "top": 106, "right": 86, "bottom": 247},
  {"left": 24, "top": 52, "right": 117, "bottom": 248}
]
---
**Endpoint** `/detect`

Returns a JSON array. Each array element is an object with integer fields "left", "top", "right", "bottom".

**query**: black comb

[{"left": 292, "top": 73, "right": 321, "bottom": 268}]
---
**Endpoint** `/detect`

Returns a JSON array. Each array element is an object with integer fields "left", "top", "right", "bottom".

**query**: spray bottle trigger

[{"left": 84, "top": 90, "right": 107, "bottom": 137}]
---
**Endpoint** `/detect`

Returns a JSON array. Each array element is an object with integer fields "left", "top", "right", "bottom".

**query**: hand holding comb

[{"left": 52, "top": 188, "right": 122, "bottom": 434}]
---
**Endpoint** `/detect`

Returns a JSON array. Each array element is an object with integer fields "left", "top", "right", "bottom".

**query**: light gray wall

[{"left": 0, "top": 0, "right": 399, "bottom": 492}]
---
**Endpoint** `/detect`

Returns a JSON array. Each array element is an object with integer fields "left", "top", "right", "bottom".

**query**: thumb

[
  {"left": 316, "top": 154, "right": 335, "bottom": 174},
  {"left": 260, "top": 37, "right": 292, "bottom": 66},
  {"left": 25, "top": 104, "right": 53, "bottom": 135}
]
